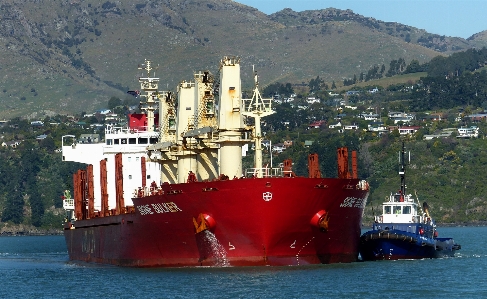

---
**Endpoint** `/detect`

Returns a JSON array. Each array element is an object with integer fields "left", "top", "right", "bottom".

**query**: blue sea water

[{"left": 0, "top": 226, "right": 485, "bottom": 299}]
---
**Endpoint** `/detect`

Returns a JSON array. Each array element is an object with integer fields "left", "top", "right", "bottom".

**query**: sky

[{"left": 235, "top": 0, "right": 487, "bottom": 39}]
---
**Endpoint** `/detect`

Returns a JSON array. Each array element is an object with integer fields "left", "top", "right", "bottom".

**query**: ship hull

[{"left": 64, "top": 177, "right": 368, "bottom": 267}]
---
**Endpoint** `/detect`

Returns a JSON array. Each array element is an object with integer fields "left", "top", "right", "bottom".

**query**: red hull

[{"left": 64, "top": 177, "right": 368, "bottom": 267}]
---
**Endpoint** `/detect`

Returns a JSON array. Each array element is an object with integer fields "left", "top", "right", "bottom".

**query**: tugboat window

[
  {"left": 384, "top": 206, "right": 391, "bottom": 214},
  {"left": 403, "top": 206, "right": 411, "bottom": 214},
  {"left": 393, "top": 206, "right": 402, "bottom": 214}
]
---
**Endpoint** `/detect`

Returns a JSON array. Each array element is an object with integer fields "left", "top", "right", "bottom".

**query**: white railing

[{"left": 244, "top": 167, "right": 284, "bottom": 178}]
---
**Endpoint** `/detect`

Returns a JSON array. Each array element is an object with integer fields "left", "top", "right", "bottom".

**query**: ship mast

[
  {"left": 241, "top": 67, "right": 275, "bottom": 178},
  {"left": 138, "top": 60, "right": 159, "bottom": 132}
]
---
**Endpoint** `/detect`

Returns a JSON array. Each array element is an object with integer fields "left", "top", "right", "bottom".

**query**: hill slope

[{"left": 0, "top": 0, "right": 485, "bottom": 119}]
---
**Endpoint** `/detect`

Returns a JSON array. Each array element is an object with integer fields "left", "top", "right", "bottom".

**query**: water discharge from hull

[{"left": 199, "top": 230, "right": 229, "bottom": 267}]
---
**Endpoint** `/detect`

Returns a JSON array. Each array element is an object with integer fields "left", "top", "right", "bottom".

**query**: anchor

[{"left": 193, "top": 213, "right": 216, "bottom": 234}]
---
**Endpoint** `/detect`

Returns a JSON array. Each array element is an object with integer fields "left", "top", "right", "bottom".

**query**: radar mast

[{"left": 241, "top": 67, "right": 275, "bottom": 178}]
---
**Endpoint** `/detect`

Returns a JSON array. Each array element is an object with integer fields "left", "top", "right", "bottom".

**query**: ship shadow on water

[{"left": 195, "top": 230, "right": 230, "bottom": 267}]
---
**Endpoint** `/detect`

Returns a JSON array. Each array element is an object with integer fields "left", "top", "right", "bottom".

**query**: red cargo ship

[{"left": 62, "top": 57, "right": 369, "bottom": 267}]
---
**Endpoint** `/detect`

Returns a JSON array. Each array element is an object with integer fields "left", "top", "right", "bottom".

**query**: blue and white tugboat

[{"left": 359, "top": 142, "right": 461, "bottom": 261}]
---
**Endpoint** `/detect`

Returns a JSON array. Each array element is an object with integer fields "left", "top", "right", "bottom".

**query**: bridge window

[
  {"left": 138, "top": 137, "right": 148, "bottom": 144},
  {"left": 106, "top": 139, "right": 113, "bottom": 145},
  {"left": 129, "top": 138, "right": 136, "bottom": 144},
  {"left": 393, "top": 206, "right": 402, "bottom": 214},
  {"left": 384, "top": 206, "right": 391, "bottom": 214}
]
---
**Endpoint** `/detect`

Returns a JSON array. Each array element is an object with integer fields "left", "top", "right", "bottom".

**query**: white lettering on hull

[
  {"left": 339, "top": 197, "right": 366, "bottom": 208},
  {"left": 136, "top": 202, "right": 182, "bottom": 216}
]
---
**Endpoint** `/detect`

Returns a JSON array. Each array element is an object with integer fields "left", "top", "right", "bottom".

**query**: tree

[
  {"left": 405, "top": 59, "right": 423, "bottom": 73},
  {"left": 40, "top": 136, "right": 56, "bottom": 152},
  {"left": 108, "top": 96, "right": 122, "bottom": 110},
  {"left": 308, "top": 76, "right": 324, "bottom": 92},
  {"left": 262, "top": 82, "right": 294, "bottom": 97},
  {"left": 1, "top": 191, "right": 24, "bottom": 224},
  {"left": 29, "top": 188, "right": 44, "bottom": 227}
]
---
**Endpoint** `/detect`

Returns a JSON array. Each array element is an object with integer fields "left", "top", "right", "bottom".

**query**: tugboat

[{"left": 359, "top": 142, "right": 460, "bottom": 261}]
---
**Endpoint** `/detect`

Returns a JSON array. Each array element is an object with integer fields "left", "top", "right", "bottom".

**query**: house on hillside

[
  {"left": 304, "top": 140, "right": 314, "bottom": 147},
  {"left": 306, "top": 97, "right": 320, "bottom": 104},
  {"left": 398, "top": 126, "right": 421, "bottom": 135},
  {"left": 1, "top": 140, "right": 21, "bottom": 148},
  {"left": 329, "top": 122, "right": 342, "bottom": 129},
  {"left": 36, "top": 134, "right": 48, "bottom": 141},
  {"left": 283, "top": 140, "right": 293, "bottom": 148},
  {"left": 457, "top": 126, "right": 479, "bottom": 138},
  {"left": 367, "top": 122, "right": 387, "bottom": 133},
  {"left": 344, "top": 124, "right": 359, "bottom": 130},
  {"left": 423, "top": 129, "right": 454, "bottom": 140},
  {"left": 272, "top": 143, "right": 286, "bottom": 153},
  {"left": 96, "top": 109, "right": 111, "bottom": 115},
  {"left": 308, "top": 120, "right": 326, "bottom": 129},
  {"left": 420, "top": 114, "right": 443, "bottom": 122},
  {"left": 466, "top": 113, "right": 487, "bottom": 122},
  {"left": 360, "top": 113, "right": 379, "bottom": 121},
  {"left": 388, "top": 111, "right": 415, "bottom": 124}
]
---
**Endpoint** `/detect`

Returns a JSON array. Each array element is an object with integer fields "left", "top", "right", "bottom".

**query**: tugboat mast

[
  {"left": 399, "top": 142, "right": 407, "bottom": 196},
  {"left": 241, "top": 67, "right": 275, "bottom": 178}
]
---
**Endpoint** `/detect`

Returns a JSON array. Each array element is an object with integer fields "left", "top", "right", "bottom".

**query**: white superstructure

[{"left": 62, "top": 125, "right": 161, "bottom": 210}]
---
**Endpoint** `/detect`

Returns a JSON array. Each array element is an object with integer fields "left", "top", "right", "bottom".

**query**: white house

[
  {"left": 398, "top": 126, "right": 421, "bottom": 135},
  {"left": 329, "top": 122, "right": 342, "bottom": 129},
  {"left": 457, "top": 126, "right": 479, "bottom": 138},
  {"left": 344, "top": 124, "right": 359, "bottom": 130},
  {"left": 360, "top": 113, "right": 380, "bottom": 121}
]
